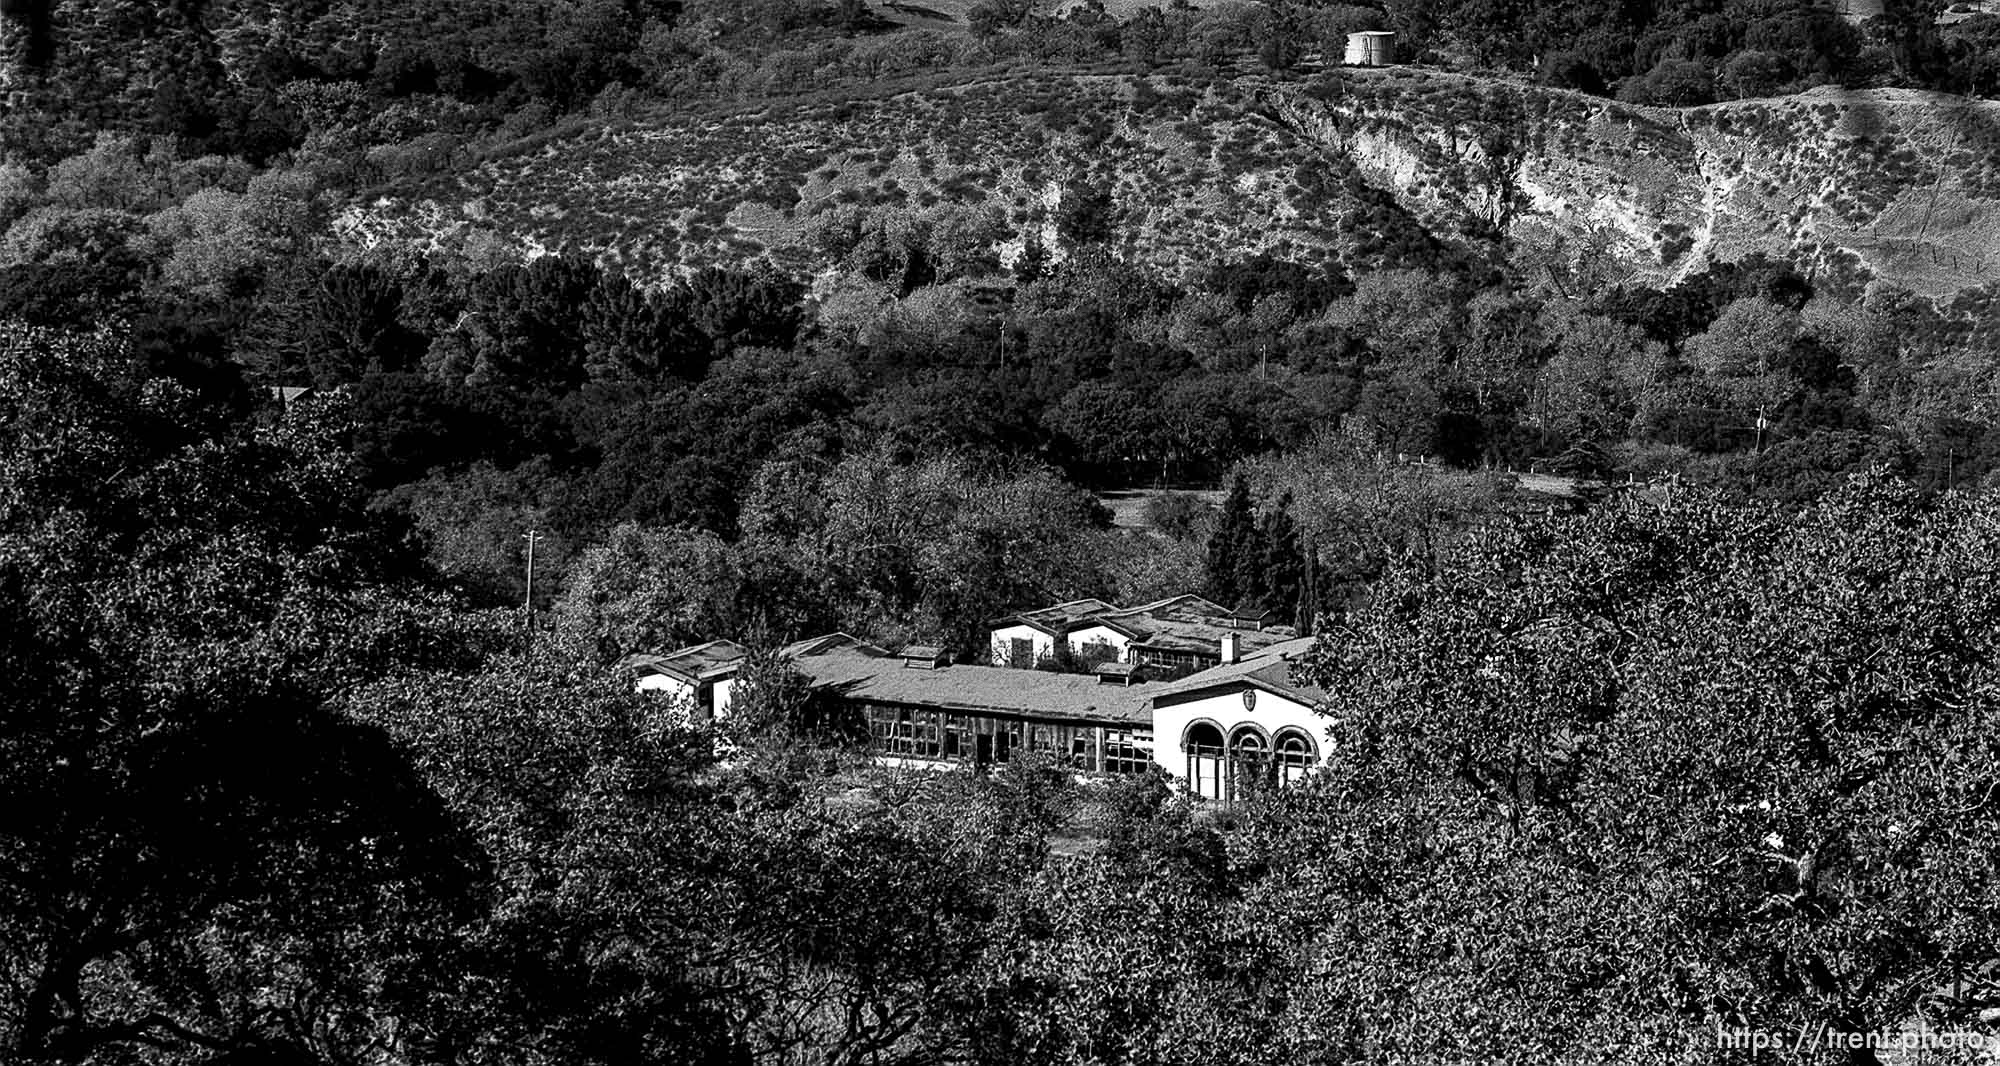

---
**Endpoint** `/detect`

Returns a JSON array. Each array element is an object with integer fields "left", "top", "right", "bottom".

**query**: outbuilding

[{"left": 622, "top": 639, "right": 748, "bottom": 720}]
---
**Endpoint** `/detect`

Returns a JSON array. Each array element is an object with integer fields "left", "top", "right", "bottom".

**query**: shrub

[
  {"left": 1618, "top": 56, "right": 1716, "bottom": 107},
  {"left": 1719, "top": 50, "right": 1795, "bottom": 99}
]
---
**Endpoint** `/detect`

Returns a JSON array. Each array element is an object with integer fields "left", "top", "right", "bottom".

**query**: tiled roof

[
  {"left": 779, "top": 632, "right": 890, "bottom": 659},
  {"left": 1150, "top": 636, "right": 1329, "bottom": 707},
  {"left": 786, "top": 641, "right": 1154, "bottom": 725},
  {"left": 1008, "top": 597, "right": 1126, "bottom": 633},
  {"left": 1057, "top": 615, "right": 1147, "bottom": 639},
  {"left": 1103, "top": 596, "right": 1293, "bottom": 656},
  {"left": 620, "top": 639, "right": 748, "bottom": 683},
  {"left": 1123, "top": 619, "right": 1293, "bottom": 656},
  {"left": 1127, "top": 593, "right": 1230, "bottom": 616},
  {"left": 994, "top": 592, "right": 1294, "bottom": 657}
]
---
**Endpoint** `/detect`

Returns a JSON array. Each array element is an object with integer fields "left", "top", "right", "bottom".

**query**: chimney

[{"left": 1221, "top": 632, "right": 1240, "bottom": 664}]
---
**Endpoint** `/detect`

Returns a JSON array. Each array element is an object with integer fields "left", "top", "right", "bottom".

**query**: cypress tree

[
  {"left": 1232, "top": 508, "right": 1267, "bottom": 611},
  {"left": 1260, "top": 491, "right": 1306, "bottom": 627},
  {"left": 1205, "top": 474, "right": 1257, "bottom": 606}
]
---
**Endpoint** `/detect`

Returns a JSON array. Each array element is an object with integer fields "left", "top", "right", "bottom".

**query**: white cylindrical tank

[{"left": 1343, "top": 30, "right": 1397, "bottom": 66}]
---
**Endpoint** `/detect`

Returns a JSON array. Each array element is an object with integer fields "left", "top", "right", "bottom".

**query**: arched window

[
  {"left": 1274, "top": 728, "right": 1318, "bottom": 785},
  {"left": 1227, "top": 727, "right": 1269, "bottom": 803},
  {"left": 1184, "top": 722, "right": 1226, "bottom": 801}
]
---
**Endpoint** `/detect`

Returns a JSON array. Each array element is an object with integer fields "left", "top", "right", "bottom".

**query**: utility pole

[
  {"left": 522, "top": 530, "right": 541, "bottom": 639},
  {"left": 1301, "top": 531, "right": 1315, "bottom": 637}
]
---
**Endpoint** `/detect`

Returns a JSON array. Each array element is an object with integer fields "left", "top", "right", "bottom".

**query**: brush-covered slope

[
  {"left": 339, "top": 67, "right": 1360, "bottom": 280},
  {"left": 341, "top": 65, "right": 2000, "bottom": 299}
]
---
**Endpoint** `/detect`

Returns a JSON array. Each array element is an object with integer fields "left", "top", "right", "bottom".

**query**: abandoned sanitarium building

[{"left": 626, "top": 596, "right": 1332, "bottom": 802}]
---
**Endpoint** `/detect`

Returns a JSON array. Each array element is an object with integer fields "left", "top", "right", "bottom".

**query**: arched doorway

[
  {"left": 1227, "top": 726, "right": 1269, "bottom": 803},
  {"left": 1183, "top": 721, "right": 1225, "bottom": 801}
]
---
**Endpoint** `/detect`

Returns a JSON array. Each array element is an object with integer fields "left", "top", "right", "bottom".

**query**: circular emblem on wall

[{"left": 1241, "top": 687, "right": 1257, "bottom": 712}]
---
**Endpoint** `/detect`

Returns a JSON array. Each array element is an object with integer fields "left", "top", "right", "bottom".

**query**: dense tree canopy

[
  {"left": 0, "top": 323, "right": 503, "bottom": 1063},
  {"left": 1281, "top": 475, "right": 2000, "bottom": 1061}
]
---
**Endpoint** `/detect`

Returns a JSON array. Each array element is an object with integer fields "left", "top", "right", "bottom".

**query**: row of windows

[
  {"left": 1097, "top": 729, "right": 1151, "bottom": 775},
  {"left": 1132, "top": 648, "right": 1215, "bottom": 681},
  {"left": 866, "top": 705, "right": 1156, "bottom": 775},
  {"left": 860, "top": 705, "right": 1322, "bottom": 798}
]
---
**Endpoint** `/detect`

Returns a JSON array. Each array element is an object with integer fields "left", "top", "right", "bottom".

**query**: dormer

[
  {"left": 1229, "top": 605, "right": 1275, "bottom": 631},
  {"left": 1094, "top": 661, "right": 1148, "bottom": 686}
]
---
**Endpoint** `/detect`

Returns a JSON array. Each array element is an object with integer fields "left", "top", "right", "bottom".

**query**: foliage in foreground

[
  {"left": 1281, "top": 474, "right": 2000, "bottom": 1062},
  {"left": 5, "top": 320, "right": 2000, "bottom": 1065}
]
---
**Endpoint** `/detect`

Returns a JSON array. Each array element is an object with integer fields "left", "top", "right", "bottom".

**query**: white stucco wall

[
  {"left": 636, "top": 673, "right": 696, "bottom": 702},
  {"left": 1066, "top": 625, "right": 1131, "bottom": 662},
  {"left": 638, "top": 673, "right": 736, "bottom": 721},
  {"left": 990, "top": 624, "right": 1056, "bottom": 666},
  {"left": 1149, "top": 685, "right": 1332, "bottom": 788}
]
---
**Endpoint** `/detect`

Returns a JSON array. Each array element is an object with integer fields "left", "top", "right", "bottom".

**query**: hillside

[
  {"left": 338, "top": 65, "right": 1355, "bottom": 280},
  {"left": 1289, "top": 69, "right": 2000, "bottom": 297},
  {"left": 338, "top": 65, "right": 2000, "bottom": 300}
]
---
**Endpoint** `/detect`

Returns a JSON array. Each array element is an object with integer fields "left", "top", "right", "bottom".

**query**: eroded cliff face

[{"left": 1270, "top": 69, "right": 2000, "bottom": 298}]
